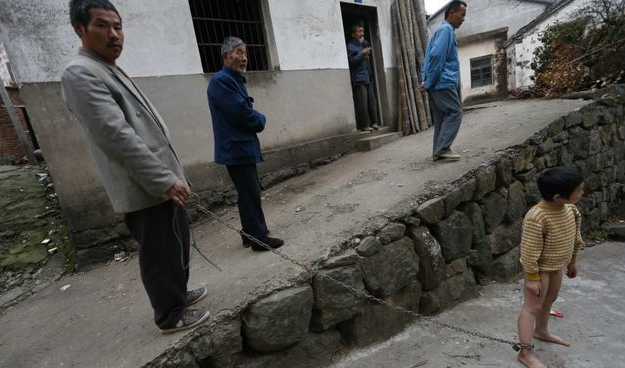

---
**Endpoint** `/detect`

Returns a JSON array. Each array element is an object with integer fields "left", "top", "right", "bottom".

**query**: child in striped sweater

[{"left": 517, "top": 167, "right": 584, "bottom": 368}]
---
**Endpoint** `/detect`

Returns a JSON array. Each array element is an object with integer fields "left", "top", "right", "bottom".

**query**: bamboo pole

[
  {"left": 397, "top": 0, "right": 418, "bottom": 133},
  {"left": 405, "top": 0, "right": 429, "bottom": 131},
  {"left": 392, "top": 3, "right": 410, "bottom": 135},
  {"left": 394, "top": 5, "right": 413, "bottom": 134},
  {"left": 412, "top": 0, "right": 429, "bottom": 52},
  {"left": 411, "top": 0, "right": 433, "bottom": 128}
]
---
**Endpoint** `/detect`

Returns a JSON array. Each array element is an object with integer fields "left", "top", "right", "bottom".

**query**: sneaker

[
  {"left": 359, "top": 127, "right": 373, "bottom": 132},
  {"left": 251, "top": 236, "right": 285, "bottom": 252},
  {"left": 439, "top": 150, "right": 461, "bottom": 160},
  {"left": 159, "top": 308, "right": 210, "bottom": 334},
  {"left": 371, "top": 124, "right": 380, "bottom": 130},
  {"left": 186, "top": 287, "right": 207, "bottom": 306}
]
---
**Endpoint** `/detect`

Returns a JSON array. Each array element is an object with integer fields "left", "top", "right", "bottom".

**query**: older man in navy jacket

[
  {"left": 207, "top": 36, "right": 284, "bottom": 252},
  {"left": 347, "top": 24, "right": 379, "bottom": 132}
]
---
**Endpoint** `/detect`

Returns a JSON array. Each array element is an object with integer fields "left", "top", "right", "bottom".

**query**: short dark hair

[
  {"left": 69, "top": 0, "right": 120, "bottom": 28},
  {"left": 537, "top": 167, "right": 584, "bottom": 201},
  {"left": 351, "top": 23, "right": 364, "bottom": 34},
  {"left": 445, "top": 1, "right": 467, "bottom": 19}
]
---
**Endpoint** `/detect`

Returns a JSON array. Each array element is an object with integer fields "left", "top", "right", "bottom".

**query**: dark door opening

[{"left": 340, "top": 2, "right": 387, "bottom": 129}]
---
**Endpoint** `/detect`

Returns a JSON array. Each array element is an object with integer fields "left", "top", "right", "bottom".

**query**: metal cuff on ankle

[{"left": 512, "top": 343, "right": 535, "bottom": 352}]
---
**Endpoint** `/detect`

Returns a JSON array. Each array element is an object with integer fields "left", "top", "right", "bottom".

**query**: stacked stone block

[{"left": 143, "top": 100, "right": 625, "bottom": 368}]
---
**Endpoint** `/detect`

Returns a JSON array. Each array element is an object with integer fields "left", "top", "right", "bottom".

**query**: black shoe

[
  {"left": 251, "top": 236, "right": 285, "bottom": 252},
  {"left": 242, "top": 231, "right": 270, "bottom": 248},
  {"left": 186, "top": 287, "right": 207, "bottom": 306},
  {"left": 159, "top": 308, "right": 210, "bottom": 334}
]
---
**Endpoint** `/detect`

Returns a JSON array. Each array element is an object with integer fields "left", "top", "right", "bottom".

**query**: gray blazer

[{"left": 61, "top": 48, "right": 186, "bottom": 214}]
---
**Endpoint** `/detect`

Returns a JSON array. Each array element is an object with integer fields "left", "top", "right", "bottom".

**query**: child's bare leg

[
  {"left": 534, "top": 270, "right": 570, "bottom": 346},
  {"left": 517, "top": 274, "right": 549, "bottom": 368}
]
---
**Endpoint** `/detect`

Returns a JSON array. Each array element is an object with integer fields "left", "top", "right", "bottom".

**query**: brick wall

[{"left": 0, "top": 87, "right": 31, "bottom": 163}]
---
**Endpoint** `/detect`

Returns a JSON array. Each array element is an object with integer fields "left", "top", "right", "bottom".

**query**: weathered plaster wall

[
  {"left": 506, "top": 0, "right": 592, "bottom": 88},
  {"left": 141, "top": 97, "right": 625, "bottom": 367},
  {"left": 18, "top": 68, "right": 355, "bottom": 237},
  {"left": 0, "top": 41, "right": 13, "bottom": 86},
  {"left": 458, "top": 38, "right": 498, "bottom": 100},
  {"left": 0, "top": 0, "right": 202, "bottom": 83},
  {"left": 426, "top": 0, "right": 547, "bottom": 102},
  {"left": 426, "top": 0, "right": 547, "bottom": 39},
  {"left": 268, "top": 0, "right": 395, "bottom": 71}
]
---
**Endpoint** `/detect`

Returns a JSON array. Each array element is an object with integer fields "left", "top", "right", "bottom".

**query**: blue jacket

[
  {"left": 422, "top": 21, "right": 460, "bottom": 90},
  {"left": 207, "top": 67, "right": 265, "bottom": 165},
  {"left": 347, "top": 40, "right": 372, "bottom": 86}
]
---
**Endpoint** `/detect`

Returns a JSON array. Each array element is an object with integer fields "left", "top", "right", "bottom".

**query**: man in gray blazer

[{"left": 61, "top": 0, "right": 209, "bottom": 334}]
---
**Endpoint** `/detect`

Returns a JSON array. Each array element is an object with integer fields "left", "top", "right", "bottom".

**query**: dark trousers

[
  {"left": 353, "top": 83, "right": 379, "bottom": 130},
  {"left": 429, "top": 88, "right": 463, "bottom": 156},
  {"left": 124, "top": 200, "right": 189, "bottom": 329},
  {"left": 226, "top": 164, "right": 268, "bottom": 241}
]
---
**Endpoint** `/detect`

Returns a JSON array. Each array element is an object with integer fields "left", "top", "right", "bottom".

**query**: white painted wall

[
  {"left": 0, "top": 0, "right": 202, "bottom": 84},
  {"left": 0, "top": 0, "right": 397, "bottom": 83},
  {"left": 427, "top": 0, "right": 547, "bottom": 39},
  {"left": 458, "top": 39, "right": 497, "bottom": 99},
  {"left": 507, "top": 0, "right": 591, "bottom": 88},
  {"left": 267, "top": 0, "right": 395, "bottom": 71},
  {"left": 0, "top": 41, "right": 13, "bottom": 86}
]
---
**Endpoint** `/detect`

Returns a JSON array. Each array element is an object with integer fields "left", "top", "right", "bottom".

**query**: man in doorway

[
  {"left": 61, "top": 0, "right": 209, "bottom": 334},
  {"left": 207, "top": 36, "right": 284, "bottom": 252},
  {"left": 420, "top": 1, "right": 467, "bottom": 161},
  {"left": 347, "top": 24, "right": 380, "bottom": 132}
]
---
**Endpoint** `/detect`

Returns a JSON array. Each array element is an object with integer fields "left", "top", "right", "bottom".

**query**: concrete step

[
  {"left": 355, "top": 125, "right": 393, "bottom": 139},
  {"left": 357, "top": 131, "right": 403, "bottom": 151}
]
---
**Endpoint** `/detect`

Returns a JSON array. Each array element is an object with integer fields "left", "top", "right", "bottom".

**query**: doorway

[{"left": 340, "top": 1, "right": 388, "bottom": 129}]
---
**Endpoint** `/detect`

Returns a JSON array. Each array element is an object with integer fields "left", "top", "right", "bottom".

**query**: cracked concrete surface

[
  {"left": 0, "top": 99, "right": 592, "bottom": 368},
  {"left": 330, "top": 242, "right": 625, "bottom": 368}
]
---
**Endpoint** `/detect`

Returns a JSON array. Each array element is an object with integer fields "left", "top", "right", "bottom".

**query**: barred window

[
  {"left": 470, "top": 56, "right": 493, "bottom": 88},
  {"left": 188, "top": 0, "right": 269, "bottom": 73}
]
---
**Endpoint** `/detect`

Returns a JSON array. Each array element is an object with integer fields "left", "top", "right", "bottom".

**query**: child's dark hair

[{"left": 537, "top": 167, "right": 584, "bottom": 201}]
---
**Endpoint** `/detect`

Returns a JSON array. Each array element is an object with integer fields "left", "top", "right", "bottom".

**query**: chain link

[{"left": 191, "top": 194, "right": 518, "bottom": 349}]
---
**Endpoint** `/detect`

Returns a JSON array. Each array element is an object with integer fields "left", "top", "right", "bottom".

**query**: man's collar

[
  {"left": 223, "top": 66, "right": 246, "bottom": 83},
  {"left": 78, "top": 47, "right": 117, "bottom": 67},
  {"left": 442, "top": 20, "right": 455, "bottom": 30}
]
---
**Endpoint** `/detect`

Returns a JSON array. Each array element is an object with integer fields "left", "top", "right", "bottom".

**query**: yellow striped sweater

[{"left": 519, "top": 203, "right": 583, "bottom": 281}]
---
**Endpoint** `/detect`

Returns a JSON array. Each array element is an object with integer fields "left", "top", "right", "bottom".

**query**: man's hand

[
  {"left": 362, "top": 47, "right": 372, "bottom": 57},
  {"left": 418, "top": 82, "right": 427, "bottom": 93},
  {"left": 525, "top": 280, "right": 541, "bottom": 297},
  {"left": 566, "top": 263, "right": 578, "bottom": 278},
  {"left": 166, "top": 180, "right": 190, "bottom": 207}
]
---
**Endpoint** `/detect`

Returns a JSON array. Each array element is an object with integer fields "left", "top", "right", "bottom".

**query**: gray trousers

[
  {"left": 429, "top": 88, "right": 463, "bottom": 156},
  {"left": 353, "top": 83, "right": 379, "bottom": 130}
]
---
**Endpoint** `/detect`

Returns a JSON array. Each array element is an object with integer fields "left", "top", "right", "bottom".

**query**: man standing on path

[
  {"left": 347, "top": 24, "right": 380, "bottom": 132},
  {"left": 420, "top": 1, "right": 467, "bottom": 161},
  {"left": 61, "top": 0, "right": 209, "bottom": 334},
  {"left": 207, "top": 36, "right": 284, "bottom": 252}
]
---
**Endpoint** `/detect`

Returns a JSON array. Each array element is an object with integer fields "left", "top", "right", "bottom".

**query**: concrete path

[
  {"left": 330, "top": 241, "right": 625, "bottom": 368},
  {"left": 0, "top": 99, "right": 591, "bottom": 368}
]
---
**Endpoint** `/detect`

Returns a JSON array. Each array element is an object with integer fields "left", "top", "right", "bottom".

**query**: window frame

[
  {"left": 470, "top": 55, "right": 494, "bottom": 88},
  {"left": 188, "top": 0, "right": 273, "bottom": 74}
]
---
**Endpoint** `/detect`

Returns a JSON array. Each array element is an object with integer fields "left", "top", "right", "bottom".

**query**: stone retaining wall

[{"left": 143, "top": 97, "right": 625, "bottom": 368}]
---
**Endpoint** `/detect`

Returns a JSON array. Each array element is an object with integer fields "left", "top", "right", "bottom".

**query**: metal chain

[{"left": 191, "top": 194, "right": 519, "bottom": 349}]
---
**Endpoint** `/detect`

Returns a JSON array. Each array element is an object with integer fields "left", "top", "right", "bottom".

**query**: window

[
  {"left": 188, "top": 0, "right": 269, "bottom": 73},
  {"left": 470, "top": 56, "right": 493, "bottom": 88}
]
